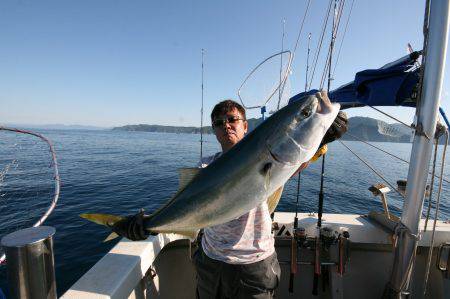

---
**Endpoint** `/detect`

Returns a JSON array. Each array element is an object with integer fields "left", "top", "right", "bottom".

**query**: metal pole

[
  {"left": 1, "top": 226, "right": 57, "bottom": 299},
  {"left": 386, "top": 0, "right": 450, "bottom": 296},
  {"left": 402, "top": 0, "right": 449, "bottom": 232}
]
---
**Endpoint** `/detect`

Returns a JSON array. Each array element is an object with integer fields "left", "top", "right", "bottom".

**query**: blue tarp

[{"left": 289, "top": 51, "right": 421, "bottom": 109}]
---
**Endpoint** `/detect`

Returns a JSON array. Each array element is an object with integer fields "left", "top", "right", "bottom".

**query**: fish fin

[
  {"left": 178, "top": 167, "right": 200, "bottom": 190},
  {"left": 267, "top": 185, "right": 284, "bottom": 214},
  {"left": 103, "top": 232, "right": 119, "bottom": 242},
  {"left": 262, "top": 162, "right": 272, "bottom": 191},
  {"left": 80, "top": 213, "right": 125, "bottom": 227},
  {"left": 162, "top": 230, "right": 199, "bottom": 241}
]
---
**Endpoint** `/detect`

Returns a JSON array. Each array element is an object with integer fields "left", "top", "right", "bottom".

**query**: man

[
  {"left": 194, "top": 99, "right": 281, "bottom": 299},
  {"left": 112, "top": 92, "right": 348, "bottom": 299},
  {"left": 194, "top": 95, "right": 347, "bottom": 299}
]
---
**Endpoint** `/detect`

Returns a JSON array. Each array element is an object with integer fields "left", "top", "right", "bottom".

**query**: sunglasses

[{"left": 212, "top": 116, "right": 246, "bottom": 128}]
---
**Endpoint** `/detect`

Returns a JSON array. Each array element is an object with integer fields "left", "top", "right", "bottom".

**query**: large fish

[{"left": 81, "top": 91, "right": 340, "bottom": 239}]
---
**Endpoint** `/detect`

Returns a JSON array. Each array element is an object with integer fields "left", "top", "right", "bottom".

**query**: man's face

[{"left": 213, "top": 108, "right": 248, "bottom": 152}]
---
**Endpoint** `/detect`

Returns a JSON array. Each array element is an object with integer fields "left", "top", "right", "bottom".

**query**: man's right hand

[{"left": 110, "top": 209, "right": 150, "bottom": 241}]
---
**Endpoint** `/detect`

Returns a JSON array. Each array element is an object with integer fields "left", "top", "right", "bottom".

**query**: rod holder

[{"left": 1, "top": 226, "right": 57, "bottom": 299}]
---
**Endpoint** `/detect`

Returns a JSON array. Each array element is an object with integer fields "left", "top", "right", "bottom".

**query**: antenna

[{"left": 200, "top": 49, "right": 205, "bottom": 161}]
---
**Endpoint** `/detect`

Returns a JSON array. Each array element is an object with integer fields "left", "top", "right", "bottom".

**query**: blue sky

[{"left": 0, "top": 0, "right": 447, "bottom": 127}]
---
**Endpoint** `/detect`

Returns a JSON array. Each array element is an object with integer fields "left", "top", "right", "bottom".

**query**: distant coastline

[{"left": 112, "top": 116, "right": 417, "bottom": 143}]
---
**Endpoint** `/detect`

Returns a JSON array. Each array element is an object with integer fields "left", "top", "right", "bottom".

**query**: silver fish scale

[{"left": 144, "top": 94, "right": 340, "bottom": 234}]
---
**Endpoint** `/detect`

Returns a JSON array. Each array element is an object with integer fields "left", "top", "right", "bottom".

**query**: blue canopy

[{"left": 288, "top": 51, "right": 421, "bottom": 109}]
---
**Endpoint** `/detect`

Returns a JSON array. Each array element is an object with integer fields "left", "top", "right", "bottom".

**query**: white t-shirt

[{"left": 198, "top": 153, "right": 275, "bottom": 264}]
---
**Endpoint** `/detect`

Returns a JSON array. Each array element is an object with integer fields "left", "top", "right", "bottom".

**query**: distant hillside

[
  {"left": 112, "top": 118, "right": 264, "bottom": 135},
  {"left": 341, "top": 117, "right": 413, "bottom": 143},
  {"left": 113, "top": 116, "right": 416, "bottom": 143},
  {"left": 3, "top": 123, "right": 108, "bottom": 130}
]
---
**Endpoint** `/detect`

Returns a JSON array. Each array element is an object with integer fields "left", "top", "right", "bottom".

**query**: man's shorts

[{"left": 193, "top": 245, "right": 281, "bottom": 299}]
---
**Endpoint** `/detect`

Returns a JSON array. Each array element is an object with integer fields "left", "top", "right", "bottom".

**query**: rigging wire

[
  {"left": 369, "top": 106, "right": 413, "bottom": 128},
  {"left": 291, "top": 0, "right": 312, "bottom": 58},
  {"left": 332, "top": 0, "right": 355, "bottom": 77},
  {"left": 308, "top": 0, "right": 333, "bottom": 89},
  {"left": 423, "top": 130, "right": 448, "bottom": 296},
  {"left": 279, "top": 0, "right": 312, "bottom": 100},
  {"left": 423, "top": 136, "right": 439, "bottom": 231},
  {"left": 338, "top": 140, "right": 405, "bottom": 198},
  {"left": 320, "top": 0, "right": 346, "bottom": 89},
  {"left": 345, "top": 131, "right": 450, "bottom": 184},
  {"left": 330, "top": 0, "right": 346, "bottom": 87}
]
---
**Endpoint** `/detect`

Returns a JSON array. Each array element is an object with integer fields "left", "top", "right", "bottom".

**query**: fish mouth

[
  {"left": 268, "top": 147, "right": 283, "bottom": 163},
  {"left": 267, "top": 144, "right": 299, "bottom": 166}
]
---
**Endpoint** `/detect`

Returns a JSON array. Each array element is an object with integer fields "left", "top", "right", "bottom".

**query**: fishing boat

[
  {"left": 60, "top": 1, "right": 450, "bottom": 298},
  {"left": 2, "top": 0, "right": 450, "bottom": 298}
]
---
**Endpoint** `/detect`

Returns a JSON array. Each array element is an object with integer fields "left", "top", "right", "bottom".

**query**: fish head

[{"left": 267, "top": 91, "right": 340, "bottom": 165}]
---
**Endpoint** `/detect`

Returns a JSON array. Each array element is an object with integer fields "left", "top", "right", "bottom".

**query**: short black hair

[{"left": 211, "top": 99, "right": 246, "bottom": 123}]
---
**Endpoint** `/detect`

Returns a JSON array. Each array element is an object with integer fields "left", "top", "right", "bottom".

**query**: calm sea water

[{"left": 0, "top": 129, "right": 449, "bottom": 296}]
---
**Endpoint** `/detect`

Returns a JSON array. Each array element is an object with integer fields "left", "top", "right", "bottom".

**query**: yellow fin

[
  {"left": 80, "top": 213, "right": 125, "bottom": 227},
  {"left": 178, "top": 167, "right": 200, "bottom": 190},
  {"left": 103, "top": 232, "right": 119, "bottom": 242},
  {"left": 267, "top": 186, "right": 284, "bottom": 214}
]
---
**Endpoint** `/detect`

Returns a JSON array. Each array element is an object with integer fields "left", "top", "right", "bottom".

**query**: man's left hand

[
  {"left": 110, "top": 209, "right": 150, "bottom": 241},
  {"left": 320, "top": 110, "right": 348, "bottom": 147}
]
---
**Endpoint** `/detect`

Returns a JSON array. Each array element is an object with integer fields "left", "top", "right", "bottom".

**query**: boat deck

[{"left": 62, "top": 212, "right": 450, "bottom": 298}]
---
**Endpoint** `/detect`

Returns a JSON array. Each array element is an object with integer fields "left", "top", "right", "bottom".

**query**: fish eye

[{"left": 301, "top": 107, "right": 312, "bottom": 117}]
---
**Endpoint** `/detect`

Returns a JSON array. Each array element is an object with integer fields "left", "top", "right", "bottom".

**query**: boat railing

[{"left": 61, "top": 233, "right": 185, "bottom": 299}]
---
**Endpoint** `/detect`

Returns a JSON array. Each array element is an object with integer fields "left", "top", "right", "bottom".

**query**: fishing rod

[
  {"left": 290, "top": 31, "right": 314, "bottom": 295},
  {"left": 273, "top": 18, "right": 297, "bottom": 293},
  {"left": 314, "top": 0, "right": 339, "bottom": 295},
  {"left": 200, "top": 49, "right": 205, "bottom": 161},
  {"left": 305, "top": 33, "right": 312, "bottom": 91},
  {"left": 278, "top": 19, "right": 286, "bottom": 111}
]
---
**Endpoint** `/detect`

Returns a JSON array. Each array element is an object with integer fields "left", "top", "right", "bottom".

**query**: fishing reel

[
  {"left": 318, "top": 226, "right": 351, "bottom": 275},
  {"left": 275, "top": 222, "right": 351, "bottom": 295}
]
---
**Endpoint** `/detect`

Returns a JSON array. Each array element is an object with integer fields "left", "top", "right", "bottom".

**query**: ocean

[{"left": 0, "top": 129, "right": 449, "bottom": 296}]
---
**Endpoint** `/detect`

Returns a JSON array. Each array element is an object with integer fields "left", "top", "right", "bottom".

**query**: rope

[
  {"left": 345, "top": 132, "right": 450, "bottom": 184},
  {"left": 338, "top": 140, "right": 405, "bottom": 198}
]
